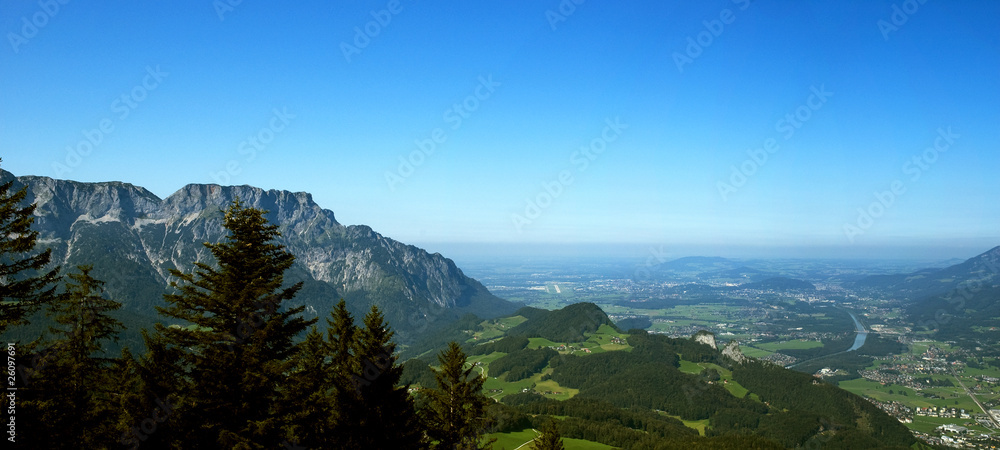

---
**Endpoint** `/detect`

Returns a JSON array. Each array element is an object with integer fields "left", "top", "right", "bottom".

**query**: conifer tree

[
  {"left": 327, "top": 299, "right": 358, "bottom": 376},
  {"left": 326, "top": 299, "right": 362, "bottom": 446},
  {"left": 0, "top": 162, "right": 59, "bottom": 334},
  {"left": 141, "top": 199, "right": 314, "bottom": 448},
  {"left": 353, "top": 305, "right": 426, "bottom": 449},
  {"left": 279, "top": 325, "right": 335, "bottom": 449},
  {"left": 21, "top": 265, "right": 123, "bottom": 447},
  {"left": 531, "top": 420, "right": 564, "bottom": 450},
  {"left": 424, "top": 341, "right": 494, "bottom": 449}
]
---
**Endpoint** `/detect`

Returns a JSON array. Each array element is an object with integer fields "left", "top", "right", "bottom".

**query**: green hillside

[{"left": 410, "top": 302, "right": 924, "bottom": 449}]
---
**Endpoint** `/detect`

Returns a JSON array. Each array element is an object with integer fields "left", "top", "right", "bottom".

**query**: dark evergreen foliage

[
  {"left": 20, "top": 266, "right": 124, "bottom": 447},
  {"left": 422, "top": 342, "right": 494, "bottom": 449},
  {"left": 401, "top": 358, "right": 439, "bottom": 387},
  {"left": 531, "top": 419, "right": 564, "bottom": 450},
  {"left": 469, "top": 334, "right": 529, "bottom": 355},
  {"left": 488, "top": 347, "right": 558, "bottom": 381},
  {"left": 0, "top": 160, "right": 59, "bottom": 335},
  {"left": 732, "top": 360, "right": 918, "bottom": 448},
  {"left": 507, "top": 302, "right": 617, "bottom": 342},
  {"left": 139, "top": 199, "right": 314, "bottom": 448},
  {"left": 350, "top": 306, "right": 425, "bottom": 449}
]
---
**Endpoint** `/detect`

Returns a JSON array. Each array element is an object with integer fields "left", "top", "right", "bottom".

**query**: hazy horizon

[{"left": 414, "top": 241, "right": 993, "bottom": 266}]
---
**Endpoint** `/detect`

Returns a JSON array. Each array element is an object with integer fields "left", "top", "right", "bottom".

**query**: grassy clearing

[
  {"left": 561, "top": 438, "right": 616, "bottom": 449},
  {"left": 583, "top": 324, "right": 631, "bottom": 352},
  {"left": 837, "top": 378, "right": 979, "bottom": 411},
  {"left": 474, "top": 316, "right": 529, "bottom": 341},
  {"left": 756, "top": 340, "right": 823, "bottom": 352},
  {"left": 487, "top": 428, "right": 537, "bottom": 450},
  {"left": 481, "top": 366, "right": 578, "bottom": 401},
  {"left": 677, "top": 360, "right": 753, "bottom": 400},
  {"left": 661, "top": 413, "right": 710, "bottom": 436},
  {"left": 962, "top": 365, "right": 1000, "bottom": 379},
  {"left": 678, "top": 359, "right": 702, "bottom": 374},
  {"left": 486, "top": 429, "right": 614, "bottom": 450},
  {"left": 527, "top": 337, "right": 560, "bottom": 349},
  {"left": 468, "top": 351, "right": 507, "bottom": 367},
  {"left": 740, "top": 346, "right": 773, "bottom": 358}
]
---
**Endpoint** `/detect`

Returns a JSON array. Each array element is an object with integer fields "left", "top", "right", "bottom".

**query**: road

[
  {"left": 512, "top": 429, "right": 540, "bottom": 450},
  {"left": 951, "top": 366, "right": 1000, "bottom": 428}
]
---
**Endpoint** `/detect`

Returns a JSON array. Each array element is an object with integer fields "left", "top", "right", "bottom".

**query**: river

[
  {"left": 845, "top": 310, "right": 868, "bottom": 352},
  {"left": 786, "top": 308, "right": 867, "bottom": 369}
]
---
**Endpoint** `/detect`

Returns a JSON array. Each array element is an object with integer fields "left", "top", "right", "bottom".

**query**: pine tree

[
  {"left": 327, "top": 299, "right": 358, "bottom": 380},
  {"left": 21, "top": 265, "right": 124, "bottom": 447},
  {"left": 424, "top": 341, "right": 495, "bottom": 449},
  {"left": 141, "top": 199, "right": 314, "bottom": 448},
  {"left": 0, "top": 162, "right": 59, "bottom": 335},
  {"left": 353, "top": 305, "right": 426, "bottom": 449},
  {"left": 279, "top": 325, "right": 335, "bottom": 449},
  {"left": 531, "top": 420, "right": 564, "bottom": 450},
  {"left": 326, "top": 299, "right": 362, "bottom": 447}
]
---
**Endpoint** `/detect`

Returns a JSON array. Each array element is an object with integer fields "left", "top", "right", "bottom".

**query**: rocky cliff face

[
  {"left": 3, "top": 170, "right": 516, "bottom": 341},
  {"left": 722, "top": 340, "right": 748, "bottom": 365},
  {"left": 693, "top": 330, "right": 717, "bottom": 350}
]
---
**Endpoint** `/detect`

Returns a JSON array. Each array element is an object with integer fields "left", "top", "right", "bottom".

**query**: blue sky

[{"left": 1, "top": 1, "right": 997, "bottom": 260}]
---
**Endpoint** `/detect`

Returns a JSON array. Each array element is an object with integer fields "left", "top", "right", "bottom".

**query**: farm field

[
  {"left": 485, "top": 428, "right": 615, "bottom": 450},
  {"left": 837, "top": 378, "right": 980, "bottom": 412},
  {"left": 677, "top": 359, "right": 753, "bottom": 400},
  {"left": 755, "top": 339, "right": 823, "bottom": 351}
]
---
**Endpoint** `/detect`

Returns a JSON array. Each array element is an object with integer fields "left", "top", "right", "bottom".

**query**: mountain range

[
  {"left": 852, "top": 245, "right": 1000, "bottom": 300},
  {"left": 1, "top": 170, "right": 518, "bottom": 344}
]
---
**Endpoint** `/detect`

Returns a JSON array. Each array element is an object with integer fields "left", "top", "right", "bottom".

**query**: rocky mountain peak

[{"left": 4, "top": 170, "right": 516, "bottom": 341}]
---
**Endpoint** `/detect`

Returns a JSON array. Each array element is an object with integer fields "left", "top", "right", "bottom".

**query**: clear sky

[{"left": 1, "top": 1, "right": 997, "bottom": 260}]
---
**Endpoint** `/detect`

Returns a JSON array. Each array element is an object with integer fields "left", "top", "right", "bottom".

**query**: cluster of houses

[
  {"left": 815, "top": 367, "right": 848, "bottom": 378},
  {"left": 911, "top": 421, "right": 1000, "bottom": 448},
  {"left": 858, "top": 369, "right": 916, "bottom": 388},
  {"left": 915, "top": 407, "right": 971, "bottom": 419},
  {"left": 977, "top": 375, "right": 999, "bottom": 384},
  {"left": 549, "top": 344, "right": 592, "bottom": 354},
  {"left": 864, "top": 398, "right": 912, "bottom": 423}
]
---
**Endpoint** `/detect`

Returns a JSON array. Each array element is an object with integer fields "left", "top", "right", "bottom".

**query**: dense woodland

[{"left": 0, "top": 168, "right": 930, "bottom": 449}]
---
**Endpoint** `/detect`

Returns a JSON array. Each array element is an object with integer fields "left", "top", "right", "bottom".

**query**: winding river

[
  {"left": 845, "top": 310, "right": 868, "bottom": 352},
  {"left": 786, "top": 309, "right": 867, "bottom": 369}
]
